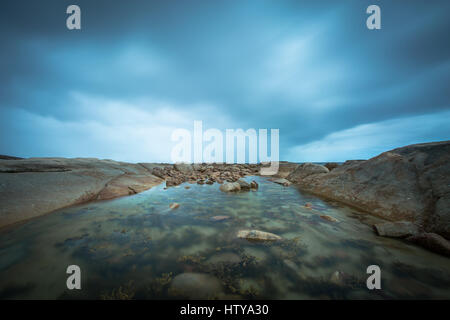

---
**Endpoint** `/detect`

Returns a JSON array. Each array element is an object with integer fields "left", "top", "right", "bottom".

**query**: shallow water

[{"left": 1, "top": 176, "right": 450, "bottom": 299}]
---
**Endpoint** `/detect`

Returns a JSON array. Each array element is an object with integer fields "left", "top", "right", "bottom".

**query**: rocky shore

[{"left": 0, "top": 141, "right": 449, "bottom": 256}]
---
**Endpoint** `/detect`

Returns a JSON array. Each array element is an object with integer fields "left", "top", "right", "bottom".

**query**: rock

[
  {"left": 324, "top": 162, "right": 339, "bottom": 171},
  {"left": 250, "top": 180, "right": 258, "bottom": 190},
  {"left": 197, "top": 179, "right": 205, "bottom": 185},
  {"left": 374, "top": 221, "right": 420, "bottom": 238},
  {"left": 184, "top": 186, "right": 190, "bottom": 189},
  {"left": 237, "top": 229, "right": 282, "bottom": 241},
  {"left": 205, "top": 179, "right": 214, "bottom": 185},
  {"left": 406, "top": 233, "right": 450, "bottom": 257},
  {"left": 320, "top": 215, "right": 339, "bottom": 223},
  {"left": 169, "top": 203, "right": 180, "bottom": 210},
  {"left": 210, "top": 215, "right": 231, "bottom": 221},
  {"left": 0, "top": 158, "right": 163, "bottom": 228},
  {"left": 237, "top": 179, "right": 251, "bottom": 191},
  {"left": 289, "top": 141, "right": 450, "bottom": 241},
  {"left": 170, "top": 272, "right": 223, "bottom": 299},
  {"left": 270, "top": 178, "right": 291, "bottom": 186},
  {"left": 273, "top": 161, "right": 299, "bottom": 178},
  {"left": 287, "top": 163, "right": 329, "bottom": 183},
  {"left": 304, "top": 202, "right": 313, "bottom": 209},
  {"left": 207, "top": 252, "right": 241, "bottom": 264},
  {"left": 219, "top": 182, "right": 241, "bottom": 192},
  {"left": 174, "top": 163, "right": 193, "bottom": 174}
]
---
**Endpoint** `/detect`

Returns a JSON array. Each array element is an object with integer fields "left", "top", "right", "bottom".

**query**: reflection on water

[{"left": 1, "top": 176, "right": 450, "bottom": 299}]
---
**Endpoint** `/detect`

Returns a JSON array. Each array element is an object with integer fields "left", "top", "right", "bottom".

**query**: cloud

[{"left": 287, "top": 110, "right": 450, "bottom": 162}]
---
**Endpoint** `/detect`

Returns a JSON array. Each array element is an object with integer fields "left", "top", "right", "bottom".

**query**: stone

[
  {"left": 287, "top": 163, "right": 329, "bottom": 183},
  {"left": 374, "top": 221, "right": 420, "bottom": 238},
  {"left": 0, "top": 158, "right": 163, "bottom": 228},
  {"left": 169, "top": 203, "right": 180, "bottom": 210},
  {"left": 237, "top": 229, "right": 282, "bottom": 241},
  {"left": 174, "top": 163, "right": 193, "bottom": 174},
  {"left": 324, "top": 162, "right": 339, "bottom": 171},
  {"left": 219, "top": 182, "right": 241, "bottom": 192},
  {"left": 288, "top": 141, "right": 450, "bottom": 241},
  {"left": 270, "top": 178, "right": 292, "bottom": 186},
  {"left": 250, "top": 180, "right": 258, "bottom": 190},
  {"left": 237, "top": 179, "right": 251, "bottom": 191},
  {"left": 320, "top": 215, "right": 339, "bottom": 223}
]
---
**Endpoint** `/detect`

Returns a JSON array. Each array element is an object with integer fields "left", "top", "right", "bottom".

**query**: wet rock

[
  {"left": 219, "top": 182, "right": 241, "bottom": 192},
  {"left": 205, "top": 179, "right": 214, "bottom": 185},
  {"left": 184, "top": 186, "right": 190, "bottom": 189},
  {"left": 270, "top": 178, "right": 292, "bottom": 186},
  {"left": 169, "top": 203, "right": 180, "bottom": 210},
  {"left": 210, "top": 215, "right": 231, "bottom": 221},
  {"left": 250, "top": 180, "right": 258, "bottom": 190},
  {"left": 170, "top": 272, "right": 223, "bottom": 299},
  {"left": 320, "top": 215, "right": 339, "bottom": 223},
  {"left": 237, "top": 179, "right": 251, "bottom": 191},
  {"left": 287, "top": 163, "right": 329, "bottom": 183},
  {"left": 406, "top": 233, "right": 450, "bottom": 257},
  {"left": 374, "top": 221, "right": 420, "bottom": 238},
  {"left": 0, "top": 158, "right": 164, "bottom": 228},
  {"left": 324, "top": 162, "right": 339, "bottom": 171},
  {"left": 174, "top": 163, "right": 193, "bottom": 174},
  {"left": 304, "top": 202, "right": 313, "bottom": 209},
  {"left": 197, "top": 179, "right": 205, "bottom": 185},
  {"left": 289, "top": 141, "right": 450, "bottom": 241},
  {"left": 237, "top": 229, "right": 282, "bottom": 241}
]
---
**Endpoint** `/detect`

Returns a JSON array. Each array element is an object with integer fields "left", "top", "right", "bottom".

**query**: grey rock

[{"left": 374, "top": 221, "right": 420, "bottom": 238}]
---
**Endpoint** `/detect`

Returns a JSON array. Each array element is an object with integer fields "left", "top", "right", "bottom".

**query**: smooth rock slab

[
  {"left": 219, "top": 182, "right": 241, "bottom": 192},
  {"left": 237, "top": 229, "right": 282, "bottom": 241}
]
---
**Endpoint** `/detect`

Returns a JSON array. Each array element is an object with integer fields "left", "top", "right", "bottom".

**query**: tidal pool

[{"left": 1, "top": 176, "right": 450, "bottom": 299}]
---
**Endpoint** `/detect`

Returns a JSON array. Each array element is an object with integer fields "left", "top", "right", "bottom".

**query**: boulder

[
  {"left": 324, "top": 162, "right": 339, "bottom": 171},
  {"left": 374, "top": 221, "right": 420, "bottom": 238},
  {"left": 290, "top": 141, "right": 450, "bottom": 240},
  {"left": 287, "top": 163, "right": 329, "bottom": 183},
  {"left": 219, "top": 182, "right": 241, "bottom": 192},
  {"left": 237, "top": 229, "right": 282, "bottom": 241},
  {"left": 250, "top": 180, "right": 259, "bottom": 190},
  {"left": 237, "top": 179, "right": 251, "bottom": 191}
]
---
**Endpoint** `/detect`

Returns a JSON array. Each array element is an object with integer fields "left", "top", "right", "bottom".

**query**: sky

[{"left": 0, "top": 0, "right": 449, "bottom": 163}]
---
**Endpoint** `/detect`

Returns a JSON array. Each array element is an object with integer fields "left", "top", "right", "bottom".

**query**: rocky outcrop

[
  {"left": 289, "top": 141, "right": 450, "bottom": 241},
  {"left": 287, "top": 163, "right": 329, "bottom": 182},
  {"left": 0, "top": 158, "right": 163, "bottom": 228},
  {"left": 374, "top": 221, "right": 420, "bottom": 238}
]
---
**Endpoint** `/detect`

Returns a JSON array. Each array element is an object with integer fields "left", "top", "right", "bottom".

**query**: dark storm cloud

[{"left": 1, "top": 0, "right": 449, "bottom": 161}]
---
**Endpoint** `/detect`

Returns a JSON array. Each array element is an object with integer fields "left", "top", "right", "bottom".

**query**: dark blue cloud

[{"left": 1, "top": 0, "right": 449, "bottom": 161}]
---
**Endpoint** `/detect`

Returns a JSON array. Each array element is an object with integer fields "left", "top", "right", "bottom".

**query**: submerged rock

[
  {"left": 250, "top": 180, "right": 259, "bottom": 190},
  {"left": 237, "top": 229, "right": 282, "bottom": 241},
  {"left": 210, "top": 215, "right": 231, "bottom": 221},
  {"left": 406, "top": 233, "right": 450, "bottom": 257},
  {"left": 374, "top": 221, "right": 419, "bottom": 238},
  {"left": 219, "top": 182, "right": 241, "bottom": 192},
  {"left": 169, "top": 203, "right": 180, "bottom": 210},
  {"left": 270, "top": 178, "right": 292, "bottom": 186},
  {"left": 170, "top": 272, "right": 223, "bottom": 299},
  {"left": 320, "top": 215, "right": 339, "bottom": 223}
]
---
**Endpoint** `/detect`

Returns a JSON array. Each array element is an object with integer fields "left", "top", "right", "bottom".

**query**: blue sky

[{"left": 1, "top": 0, "right": 449, "bottom": 162}]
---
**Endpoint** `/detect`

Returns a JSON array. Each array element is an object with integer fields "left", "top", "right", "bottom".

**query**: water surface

[{"left": 1, "top": 176, "right": 450, "bottom": 299}]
